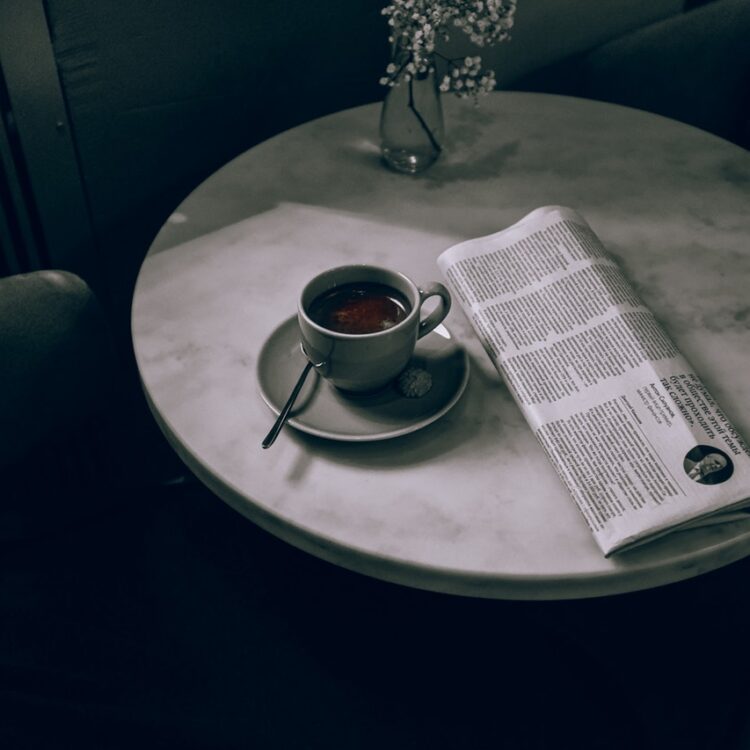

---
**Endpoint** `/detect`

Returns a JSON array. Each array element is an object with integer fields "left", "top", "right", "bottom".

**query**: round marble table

[{"left": 132, "top": 92, "right": 750, "bottom": 599}]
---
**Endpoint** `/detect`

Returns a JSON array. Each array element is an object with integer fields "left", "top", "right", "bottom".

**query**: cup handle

[{"left": 417, "top": 282, "right": 451, "bottom": 340}]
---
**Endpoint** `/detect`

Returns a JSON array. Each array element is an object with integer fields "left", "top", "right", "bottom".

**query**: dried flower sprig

[{"left": 379, "top": 0, "right": 516, "bottom": 99}]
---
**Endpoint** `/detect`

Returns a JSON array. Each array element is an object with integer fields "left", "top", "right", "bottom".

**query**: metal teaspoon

[{"left": 262, "top": 348, "right": 319, "bottom": 449}]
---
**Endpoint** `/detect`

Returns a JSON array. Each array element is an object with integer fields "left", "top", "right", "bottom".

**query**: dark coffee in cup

[
  {"left": 307, "top": 281, "right": 411, "bottom": 335},
  {"left": 299, "top": 264, "right": 451, "bottom": 392}
]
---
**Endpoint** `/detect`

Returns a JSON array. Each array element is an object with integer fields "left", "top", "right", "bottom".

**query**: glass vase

[{"left": 379, "top": 68, "right": 444, "bottom": 175}]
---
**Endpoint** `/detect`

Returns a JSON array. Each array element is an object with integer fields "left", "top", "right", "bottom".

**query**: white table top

[{"left": 132, "top": 92, "right": 750, "bottom": 599}]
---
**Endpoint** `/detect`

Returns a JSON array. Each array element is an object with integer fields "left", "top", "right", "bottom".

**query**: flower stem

[{"left": 407, "top": 79, "right": 442, "bottom": 154}]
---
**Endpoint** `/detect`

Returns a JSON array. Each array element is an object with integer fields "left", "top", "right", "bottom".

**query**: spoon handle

[{"left": 262, "top": 360, "right": 314, "bottom": 449}]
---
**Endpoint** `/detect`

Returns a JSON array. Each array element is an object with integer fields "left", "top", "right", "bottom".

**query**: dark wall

[{"left": 45, "top": 0, "right": 388, "bottom": 331}]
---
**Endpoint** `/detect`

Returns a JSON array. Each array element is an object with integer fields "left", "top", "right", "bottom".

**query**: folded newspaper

[{"left": 437, "top": 206, "right": 750, "bottom": 556}]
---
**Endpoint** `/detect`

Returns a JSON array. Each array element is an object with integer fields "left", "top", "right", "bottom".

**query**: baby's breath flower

[{"left": 380, "top": 0, "right": 515, "bottom": 101}]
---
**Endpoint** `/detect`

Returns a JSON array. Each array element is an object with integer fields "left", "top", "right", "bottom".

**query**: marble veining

[{"left": 132, "top": 93, "right": 750, "bottom": 599}]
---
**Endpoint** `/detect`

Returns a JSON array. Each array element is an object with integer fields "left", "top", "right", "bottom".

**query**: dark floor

[{"left": 2, "top": 469, "right": 750, "bottom": 749}]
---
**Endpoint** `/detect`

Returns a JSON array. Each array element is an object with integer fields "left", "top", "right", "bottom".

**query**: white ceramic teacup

[{"left": 298, "top": 264, "right": 451, "bottom": 393}]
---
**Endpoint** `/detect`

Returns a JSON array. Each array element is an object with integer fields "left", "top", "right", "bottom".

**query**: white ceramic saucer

[{"left": 257, "top": 315, "right": 469, "bottom": 442}]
